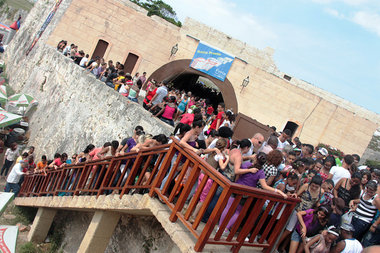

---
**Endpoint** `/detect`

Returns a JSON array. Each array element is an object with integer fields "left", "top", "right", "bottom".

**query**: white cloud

[
  {"left": 324, "top": 8, "right": 345, "bottom": 18},
  {"left": 312, "top": 0, "right": 373, "bottom": 6},
  {"left": 352, "top": 11, "right": 380, "bottom": 36},
  {"left": 165, "top": 0, "right": 277, "bottom": 48}
]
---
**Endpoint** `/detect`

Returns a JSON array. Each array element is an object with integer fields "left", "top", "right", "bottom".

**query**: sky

[{"left": 165, "top": 0, "right": 380, "bottom": 114}]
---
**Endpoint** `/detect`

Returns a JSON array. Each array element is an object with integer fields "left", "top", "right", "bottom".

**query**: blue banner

[{"left": 190, "top": 42, "right": 234, "bottom": 81}]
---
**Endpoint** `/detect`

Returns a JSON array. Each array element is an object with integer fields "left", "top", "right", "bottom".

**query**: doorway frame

[{"left": 148, "top": 59, "right": 239, "bottom": 113}]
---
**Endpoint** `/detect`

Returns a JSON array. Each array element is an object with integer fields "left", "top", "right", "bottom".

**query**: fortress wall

[
  {"left": 46, "top": 0, "right": 181, "bottom": 75},
  {"left": 3, "top": 0, "right": 172, "bottom": 159},
  {"left": 5, "top": 0, "right": 378, "bottom": 156}
]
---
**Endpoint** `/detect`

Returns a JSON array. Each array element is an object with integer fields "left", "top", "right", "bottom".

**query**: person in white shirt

[
  {"left": 328, "top": 155, "right": 354, "bottom": 185},
  {"left": 5, "top": 160, "right": 28, "bottom": 196},
  {"left": 79, "top": 54, "right": 89, "bottom": 67},
  {"left": 0, "top": 142, "right": 19, "bottom": 177},
  {"left": 149, "top": 80, "right": 168, "bottom": 106},
  {"left": 331, "top": 223, "right": 363, "bottom": 253},
  {"left": 277, "top": 129, "right": 291, "bottom": 151},
  {"left": 243, "top": 133, "right": 264, "bottom": 159}
]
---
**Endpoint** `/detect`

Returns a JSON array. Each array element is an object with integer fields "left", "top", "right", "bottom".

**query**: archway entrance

[
  {"left": 170, "top": 74, "right": 224, "bottom": 108},
  {"left": 283, "top": 121, "right": 299, "bottom": 138},
  {"left": 148, "top": 59, "right": 238, "bottom": 113}
]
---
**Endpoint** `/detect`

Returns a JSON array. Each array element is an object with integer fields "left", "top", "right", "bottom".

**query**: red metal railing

[{"left": 19, "top": 139, "right": 299, "bottom": 252}]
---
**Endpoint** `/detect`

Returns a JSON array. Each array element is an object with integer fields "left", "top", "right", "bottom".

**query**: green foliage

[
  {"left": 130, "top": 0, "right": 182, "bottom": 27},
  {"left": 9, "top": 206, "right": 37, "bottom": 225},
  {"left": 5, "top": 0, "right": 34, "bottom": 11},
  {"left": 317, "top": 143, "right": 344, "bottom": 159},
  {"left": 367, "top": 135, "right": 380, "bottom": 152},
  {"left": 365, "top": 160, "right": 380, "bottom": 170},
  {"left": 19, "top": 242, "right": 42, "bottom": 253},
  {"left": 0, "top": 0, "right": 5, "bottom": 8}
]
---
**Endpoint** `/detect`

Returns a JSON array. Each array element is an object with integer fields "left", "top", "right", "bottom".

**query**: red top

[
  {"left": 89, "top": 147, "right": 102, "bottom": 160},
  {"left": 207, "top": 106, "right": 214, "bottom": 115},
  {"left": 144, "top": 88, "right": 157, "bottom": 104},
  {"left": 180, "top": 113, "right": 195, "bottom": 125},
  {"left": 209, "top": 111, "right": 225, "bottom": 130},
  {"left": 54, "top": 158, "right": 63, "bottom": 167}
]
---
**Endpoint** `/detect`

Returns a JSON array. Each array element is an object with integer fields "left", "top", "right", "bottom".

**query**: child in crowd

[{"left": 36, "top": 155, "right": 48, "bottom": 175}]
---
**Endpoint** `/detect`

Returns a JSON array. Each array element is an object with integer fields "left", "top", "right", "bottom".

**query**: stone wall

[
  {"left": 105, "top": 214, "right": 180, "bottom": 253},
  {"left": 2, "top": 0, "right": 172, "bottom": 159},
  {"left": 52, "top": 210, "right": 180, "bottom": 253}
]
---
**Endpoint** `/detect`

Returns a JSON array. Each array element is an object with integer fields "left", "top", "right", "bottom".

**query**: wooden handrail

[{"left": 18, "top": 139, "right": 299, "bottom": 252}]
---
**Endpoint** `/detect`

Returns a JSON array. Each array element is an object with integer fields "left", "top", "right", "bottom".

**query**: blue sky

[{"left": 165, "top": 0, "right": 380, "bottom": 114}]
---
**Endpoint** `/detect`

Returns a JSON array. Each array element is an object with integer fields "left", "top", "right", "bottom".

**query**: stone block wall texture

[
  {"left": 3, "top": 0, "right": 172, "bottom": 159},
  {"left": 3, "top": 0, "right": 380, "bottom": 156},
  {"left": 52, "top": 210, "right": 180, "bottom": 253}
]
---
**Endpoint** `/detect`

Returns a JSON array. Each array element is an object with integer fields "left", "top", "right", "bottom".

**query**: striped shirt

[{"left": 355, "top": 191, "right": 378, "bottom": 223}]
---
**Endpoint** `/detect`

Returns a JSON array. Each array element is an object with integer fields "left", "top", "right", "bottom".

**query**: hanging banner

[
  {"left": 26, "top": 0, "right": 63, "bottom": 56},
  {"left": 190, "top": 42, "right": 234, "bottom": 81}
]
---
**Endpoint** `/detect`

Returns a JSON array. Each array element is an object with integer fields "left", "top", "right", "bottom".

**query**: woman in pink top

[{"left": 158, "top": 96, "right": 177, "bottom": 126}]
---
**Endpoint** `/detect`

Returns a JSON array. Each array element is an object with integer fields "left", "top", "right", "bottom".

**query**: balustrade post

[
  {"left": 169, "top": 162, "right": 200, "bottom": 222},
  {"left": 194, "top": 186, "right": 232, "bottom": 252},
  {"left": 148, "top": 142, "right": 176, "bottom": 197}
]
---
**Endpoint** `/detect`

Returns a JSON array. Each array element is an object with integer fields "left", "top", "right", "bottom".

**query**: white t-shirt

[
  {"left": 79, "top": 57, "right": 88, "bottom": 67},
  {"left": 119, "top": 84, "right": 129, "bottom": 94},
  {"left": 277, "top": 138, "right": 289, "bottom": 151},
  {"left": 341, "top": 238, "right": 363, "bottom": 253},
  {"left": 152, "top": 86, "right": 168, "bottom": 105},
  {"left": 5, "top": 148, "right": 19, "bottom": 161},
  {"left": 330, "top": 166, "right": 351, "bottom": 185},
  {"left": 214, "top": 153, "right": 223, "bottom": 162},
  {"left": 6, "top": 162, "right": 24, "bottom": 184}
]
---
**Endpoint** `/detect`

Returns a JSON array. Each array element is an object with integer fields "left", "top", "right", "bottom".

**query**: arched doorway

[
  {"left": 283, "top": 121, "right": 299, "bottom": 137},
  {"left": 92, "top": 39, "right": 109, "bottom": 60},
  {"left": 148, "top": 59, "right": 239, "bottom": 113},
  {"left": 123, "top": 53, "right": 139, "bottom": 74}
]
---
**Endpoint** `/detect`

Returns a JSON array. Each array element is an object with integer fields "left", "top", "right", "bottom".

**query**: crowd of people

[
  {"left": 1, "top": 40, "right": 377, "bottom": 252},
  {"left": 56, "top": 40, "right": 231, "bottom": 128}
]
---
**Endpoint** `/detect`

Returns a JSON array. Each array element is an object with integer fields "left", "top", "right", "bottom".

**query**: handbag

[{"left": 341, "top": 211, "right": 355, "bottom": 226}]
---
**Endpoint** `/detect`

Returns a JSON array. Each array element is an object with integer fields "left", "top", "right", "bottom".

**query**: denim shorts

[{"left": 291, "top": 230, "right": 302, "bottom": 242}]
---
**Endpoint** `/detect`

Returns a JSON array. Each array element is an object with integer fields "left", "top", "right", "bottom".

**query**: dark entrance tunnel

[
  {"left": 148, "top": 59, "right": 238, "bottom": 113},
  {"left": 170, "top": 73, "right": 224, "bottom": 108}
]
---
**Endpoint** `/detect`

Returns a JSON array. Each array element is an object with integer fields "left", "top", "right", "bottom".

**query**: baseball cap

[
  {"left": 318, "top": 147, "right": 328, "bottom": 156},
  {"left": 341, "top": 223, "right": 355, "bottom": 232}
]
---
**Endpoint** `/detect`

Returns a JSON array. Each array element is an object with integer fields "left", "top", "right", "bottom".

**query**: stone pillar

[
  {"left": 28, "top": 207, "right": 57, "bottom": 242},
  {"left": 77, "top": 211, "right": 120, "bottom": 253}
]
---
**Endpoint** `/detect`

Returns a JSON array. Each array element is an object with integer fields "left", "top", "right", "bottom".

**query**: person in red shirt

[
  {"left": 180, "top": 108, "right": 201, "bottom": 125},
  {"left": 206, "top": 104, "right": 214, "bottom": 117},
  {"left": 143, "top": 81, "right": 157, "bottom": 110},
  {"left": 208, "top": 103, "right": 225, "bottom": 133}
]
